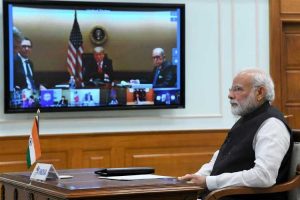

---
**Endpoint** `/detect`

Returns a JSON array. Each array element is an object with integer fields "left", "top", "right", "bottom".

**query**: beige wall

[{"left": 14, "top": 8, "right": 177, "bottom": 72}]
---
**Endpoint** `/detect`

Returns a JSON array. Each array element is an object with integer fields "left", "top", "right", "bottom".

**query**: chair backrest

[{"left": 288, "top": 130, "right": 300, "bottom": 200}]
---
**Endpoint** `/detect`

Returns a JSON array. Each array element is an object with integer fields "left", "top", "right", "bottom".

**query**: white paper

[{"left": 98, "top": 174, "right": 173, "bottom": 180}]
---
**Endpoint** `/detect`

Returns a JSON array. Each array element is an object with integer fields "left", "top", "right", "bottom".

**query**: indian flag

[{"left": 26, "top": 115, "right": 41, "bottom": 168}]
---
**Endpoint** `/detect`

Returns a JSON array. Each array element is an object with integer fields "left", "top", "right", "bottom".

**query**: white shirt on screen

[{"left": 19, "top": 55, "right": 34, "bottom": 89}]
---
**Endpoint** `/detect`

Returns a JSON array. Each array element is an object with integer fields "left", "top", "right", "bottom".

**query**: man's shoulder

[
  {"left": 267, "top": 105, "right": 286, "bottom": 120},
  {"left": 104, "top": 57, "right": 112, "bottom": 64},
  {"left": 162, "top": 60, "right": 172, "bottom": 66},
  {"left": 14, "top": 54, "right": 22, "bottom": 63},
  {"left": 82, "top": 54, "right": 96, "bottom": 66},
  {"left": 162, "top": 60, "right": 176, "bottom": 70},
  {"left": 14, "top": 55, "right": 24, "bottom": 70},
  {"left": 28, "top": 59, "right": 34, "bottom": 66}
]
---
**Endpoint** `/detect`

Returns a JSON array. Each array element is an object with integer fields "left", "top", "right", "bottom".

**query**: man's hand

[{"left": 178, "top": 174, "right": 207, "bottom": 188}]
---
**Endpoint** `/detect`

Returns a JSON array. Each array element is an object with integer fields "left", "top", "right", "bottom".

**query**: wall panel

[
  {"left": 281, "top": 0, "right": 300, "bottom": 14},
  {"left": 271, "top": 4, "right": 300, "bottom": 128},
  {"left": 125, "top": 147, "right": 216, "bottom": 176},
  {"left": 285, "top": 71, "right": 300, "bottom": 102},
  {"left": 82, "top": 150, "right": 111, "bottom": 168},
  {"left": 286, "top": 34, "right": 300, "bottom": 66},
  {"left": 0, "top": 130, "right": 227, "bottom": 176}
]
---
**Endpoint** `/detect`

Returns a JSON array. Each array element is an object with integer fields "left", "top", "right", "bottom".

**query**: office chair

[
  {"left": 204, "top": 130, "right": 300, "bottom": 200},
  {"left": 204, "top": 164, "right": 300, "bottom": 200}
]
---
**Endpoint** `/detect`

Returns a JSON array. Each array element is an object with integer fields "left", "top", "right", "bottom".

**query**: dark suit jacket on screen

[
  {"left": 151, "top": 60, "right": 177, "bottom": 88},
  {"left": 13, "top": 54, "right": 35, "bottom": 90},
  {"left": 83, "top": 56, "right": 114, "bottom": 83}
]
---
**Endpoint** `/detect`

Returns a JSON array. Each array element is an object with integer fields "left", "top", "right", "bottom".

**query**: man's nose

[{"left": 228, "top": 90, "right": 234, "bottom": 100}]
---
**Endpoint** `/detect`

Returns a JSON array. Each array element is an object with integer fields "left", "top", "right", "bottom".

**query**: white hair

[
  {"left": 94, "top": 46, "right": 104, "bottom": 53},
  {"left": 238, "top": 68, "right": 275, "bottom": 103},
  {"left": 152, "top": 47, "right": 165, "bottom": 57},
  {"left": 13, "top": 26, "right": 23, "bottom": 40}
]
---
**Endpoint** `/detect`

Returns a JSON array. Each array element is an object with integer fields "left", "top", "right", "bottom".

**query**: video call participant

[
  {"left": 13, "top": 26, "right": 23, "bottom": 57},
  {"left": 108, "top": 88, "right": 119, "bottom": 105},
  {"left": 58, "top": 96, "right": 68, "bottom": 107},
  {"left": 151, "top": 47, "right": 176, "bottom": 88},
  {"left": 14, "top": 37, "right": 36, "bottom": 90},
  {"left": 84, "top": 46, "right": 114, "bottom": 85},
  {"left": 178, "top": 68, "right": 293, "bottom": 200}
]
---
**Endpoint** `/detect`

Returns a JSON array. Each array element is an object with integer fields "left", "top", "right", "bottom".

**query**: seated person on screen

[
  {"left": 13, "top": 26, "right": 23, "bottom": 58},
  {"left": 109, "top": 97, "right": 118, "bottom": 105},
  {"left": 178, "top": 68, "right": 293, "bottom": 200},
  {"left": 84, "top": 46, "right": 114, "bottom": 85},
  {"left": 28, "top": 95, "right": 36, "bottom": 107},
  {"left": 151, "top": 47, "right": 176, "bottom": 88},
  {"left": 109, "top": 89, "right": 119, "bottom": 105},
  {"left": 134, "top": 89, "right": 146, "bottom": 104},
  {"left": 58, "top": 96, "right": 68, "bottom": 107},
  {"left": 14, "top": 37, "right": 36, "bottom": 91},
  {"left": 84, "top": 92, "right": 94, "bottom": 106}
]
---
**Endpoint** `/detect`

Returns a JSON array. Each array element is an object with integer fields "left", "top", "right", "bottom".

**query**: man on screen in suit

[
  {"left": 14, "top": 37, "right": 36, "bottom": 90},
  {"left": 84, "top": 46, "right": 114, "bottom": 85},
  {"left": 13, "top": 26, "right": 23, "bottom": 57},
  {"left": 151, "top": 47, "right": 176, "bottom": 88},
  {"left": 58, "top": 96, "right": 68, "bottom": 107},
  {"left": 178, "top": 68, "right": 293, "bottom": 200}
]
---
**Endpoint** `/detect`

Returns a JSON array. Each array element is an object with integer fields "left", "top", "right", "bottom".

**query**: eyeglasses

[
  {"left": 152, "top": 56, "right": 162, "bottom": 60},
  {"left": 229, "top": 85, "right": 244, "bottom": 93},
  {"left": 21, "top": 45, "right": 32, "bottom": 49}
]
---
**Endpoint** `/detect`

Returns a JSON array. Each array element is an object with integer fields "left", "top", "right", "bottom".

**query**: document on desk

[{"left": 98, "top": 174, "right": 173, "bottom": 181}]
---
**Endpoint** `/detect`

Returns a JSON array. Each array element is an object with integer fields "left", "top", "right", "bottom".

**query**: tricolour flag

[
  {"left": 67, "top": 11, "right": 84, "bottom": 87},
  {"left": 26, "top": 115, "right": 41, "bottom": 168}
]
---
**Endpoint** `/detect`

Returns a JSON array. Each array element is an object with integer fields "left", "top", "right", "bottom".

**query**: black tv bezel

[{"left": 3, "top": 0, "right": 186, "bottom": 113}]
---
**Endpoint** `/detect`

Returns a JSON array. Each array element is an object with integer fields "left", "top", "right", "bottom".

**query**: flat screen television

[{"left": 3, "top": 0, "right": 185, "bottom": 113}]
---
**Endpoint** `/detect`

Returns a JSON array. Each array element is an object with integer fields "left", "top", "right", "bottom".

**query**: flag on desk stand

[
  {"left": 26, "top": 110, "right": 41, "bottom": 169},
  {"left": 66, "top": 10, "right": 84, "bottom": 87}
]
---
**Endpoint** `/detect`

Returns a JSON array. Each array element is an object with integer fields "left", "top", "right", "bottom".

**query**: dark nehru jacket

[{"left": 211, "top": 102, "right": 293, "bottom": 200}]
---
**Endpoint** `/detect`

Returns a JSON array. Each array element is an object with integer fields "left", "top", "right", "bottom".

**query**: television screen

[{"left": 3, "top": 0, "right": 185, "bottom": 113}]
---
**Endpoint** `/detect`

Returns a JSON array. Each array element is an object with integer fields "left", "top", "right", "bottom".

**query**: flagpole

[
  {"left": 26, "top": 109, "right": 41, "bottom": 169},
  {"left": 36, "top": 109, "right": 40, "bottom": 136}
]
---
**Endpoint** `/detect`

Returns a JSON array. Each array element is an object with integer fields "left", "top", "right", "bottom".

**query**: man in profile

[
  {"left": 151, "top": 47, "right": 176, "bottom": 88},
  {"left": 178, "top": 68, "right": 293, "bottom": 200},
  {"left": 84, "top": 46, "right": 114, "bottom": 85},
  {"left": 14, "top": 37, "right": 36, "bottom": 90}
]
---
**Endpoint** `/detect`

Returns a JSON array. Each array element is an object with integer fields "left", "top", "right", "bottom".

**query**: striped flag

[
  {"left": 67, "top": 11, "right": 84, "bottom": 87},
  {"left": 26, "top": 115, "right": 41, "bottom": 169}
]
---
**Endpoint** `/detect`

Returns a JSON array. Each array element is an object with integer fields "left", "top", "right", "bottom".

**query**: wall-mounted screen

[{"left": 3, "top": 0, "right": 185, "bottom": 113}]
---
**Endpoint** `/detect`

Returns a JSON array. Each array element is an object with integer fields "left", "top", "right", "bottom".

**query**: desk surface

[{"left": 0, "top": 168, "right": 203, "bottom": 200}]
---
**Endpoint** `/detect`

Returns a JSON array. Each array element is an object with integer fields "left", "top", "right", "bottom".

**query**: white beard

[{"left": 230, "top": 92, "right": 259, "bottom": 117}]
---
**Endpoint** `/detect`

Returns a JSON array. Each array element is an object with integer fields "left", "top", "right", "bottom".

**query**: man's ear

[{"left": 256, "top": 86, "right": 266, "bottom": 102}]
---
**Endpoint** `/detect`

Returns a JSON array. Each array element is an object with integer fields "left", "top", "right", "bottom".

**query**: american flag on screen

[{"left": 67, "top": 11, "right": 84, "bottom": 87}]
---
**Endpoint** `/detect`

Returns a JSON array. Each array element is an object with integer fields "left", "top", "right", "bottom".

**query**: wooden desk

[{"left": 0, "top": 168, "right": 203, "bottom": 200}]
